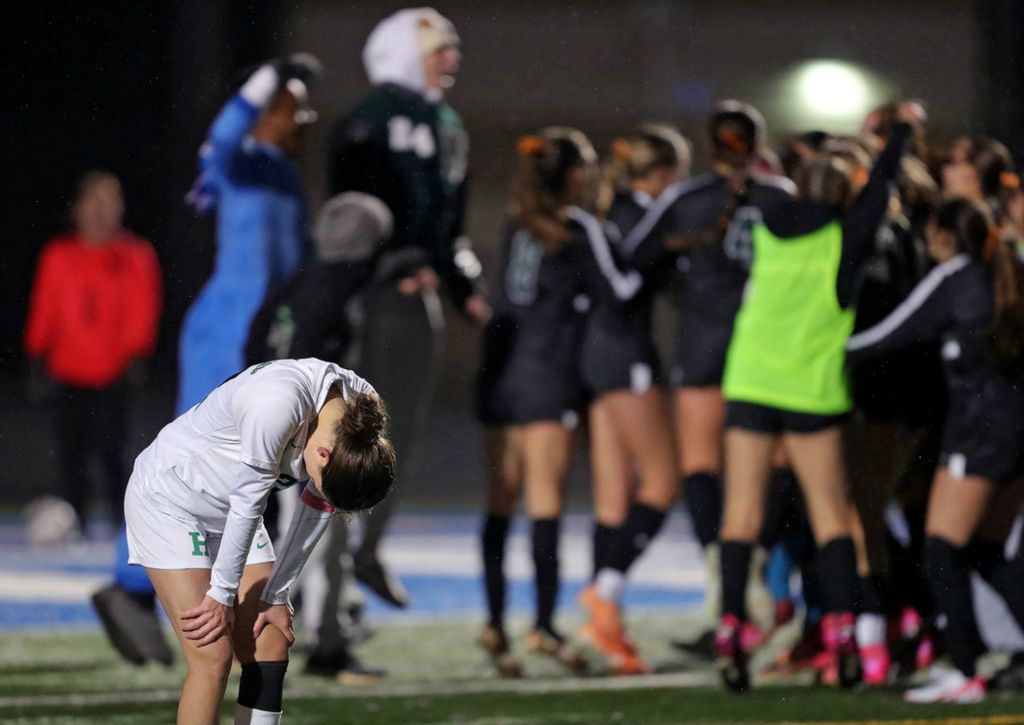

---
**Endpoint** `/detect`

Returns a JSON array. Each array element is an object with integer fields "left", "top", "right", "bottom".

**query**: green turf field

[{"left": 2, "top": 615, "right": 1023, "bottom": 724}]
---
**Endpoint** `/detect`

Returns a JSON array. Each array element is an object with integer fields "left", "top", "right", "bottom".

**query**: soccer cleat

[
  {"left": 904, "top": 668, "right": 986, "bottom": 703},
  {"left": 670, "top": 628, "right": 716, "bottom": 659},
  {"left": 525, "top": 629, "right": 588, "bottom": 673},
  {"left": 822, "top": 612, "right": 861, "bottom": 689},
  {"left": 306, "top": 645, "right": 387, "bottom": 685},
  {"left": 915, "top": 632, "right": 937, "bottom": 672},
  {"left": 353, "top": 551, "right": 410, "bottom": 609},
  {"left": 860, "top": 643, "right": 891, "bottom": 686},
  {"left": 715, "top": 615, "right": 750, "bottom": 693},
  {"left": 91, "top": 583, "right": 173, "bottom": 667},
  {"left": 763, "top": 622, "right": 825, "bottom": 678},
  {"left": 577, "top": 586, "right": 650, "bottom": 675},
  {"left": 479, "top": 625, "right": 523, "bottom": 678}
]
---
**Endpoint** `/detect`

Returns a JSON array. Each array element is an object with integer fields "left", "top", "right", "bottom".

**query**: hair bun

[{"left": 342, "top": 394, "right": 387, "bottom": 450}]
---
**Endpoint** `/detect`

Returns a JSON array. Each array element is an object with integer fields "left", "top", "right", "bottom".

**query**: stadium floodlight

[
  {"left": 796, "top": 60, "right": 868, "bottom": 117},
  {"left": 768, "top": 58, "right": 892, "bottom": 134}
]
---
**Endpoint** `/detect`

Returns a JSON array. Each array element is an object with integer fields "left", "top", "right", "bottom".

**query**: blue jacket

[{"left": 177, "top": 94, "right": 307, "bottom": 413}]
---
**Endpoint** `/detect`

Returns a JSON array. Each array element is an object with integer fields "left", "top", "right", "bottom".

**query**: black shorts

[
  {"left": 939, "top": 386, "right": 1024, "bottom": 482},
  {"left": 671, "top": 313, "right": 734, "bottom": 388},
  {"left": 476, "top": 318, "right": 581, "bottom": 428},
  {"left": 580, "top": 324, "right": 661, "bottom": 397},
  {"left": 725, "top": 400, "right": 847, "bottom": 435}
]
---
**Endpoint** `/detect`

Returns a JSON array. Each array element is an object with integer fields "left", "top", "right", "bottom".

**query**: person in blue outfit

[{"left": 92, "top": 54, "right": 322, "bottom": 667}]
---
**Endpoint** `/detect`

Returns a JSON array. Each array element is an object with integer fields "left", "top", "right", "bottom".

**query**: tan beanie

[{"left": 414, "top": 7, "right": 459, "bottom": 54}]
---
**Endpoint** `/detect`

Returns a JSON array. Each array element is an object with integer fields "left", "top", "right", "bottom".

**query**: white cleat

[{"left": 904, "top": 667, "right": 986, "bottom": 704}]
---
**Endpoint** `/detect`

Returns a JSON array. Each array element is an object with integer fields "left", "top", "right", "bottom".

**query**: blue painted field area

[{"left": 0, "top": 511, "right": 707, "bottom": 631}]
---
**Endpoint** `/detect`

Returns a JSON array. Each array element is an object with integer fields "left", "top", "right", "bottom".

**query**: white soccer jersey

[{"left": 130, "top": 358, "right": 374, "bottom": 605}]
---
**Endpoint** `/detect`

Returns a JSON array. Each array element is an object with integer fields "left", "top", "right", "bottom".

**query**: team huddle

[
  {"left": 24, "top": 4, "right": 1024, "bottom": 724},
  {"left": 474, "top": 98, "right": 1024, "bottom": 703}
]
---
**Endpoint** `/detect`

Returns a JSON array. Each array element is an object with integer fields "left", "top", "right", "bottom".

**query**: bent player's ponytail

[
  {"left": 321, "top": 394, "right": 396, "bottom": 512},
  {"left": 512, "top": 127, "right": 597, "bottom": 250}
]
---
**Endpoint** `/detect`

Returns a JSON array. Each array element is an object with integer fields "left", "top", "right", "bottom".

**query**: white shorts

[{"left": 124, "top": 472, "right": 275, "bottom": 570}]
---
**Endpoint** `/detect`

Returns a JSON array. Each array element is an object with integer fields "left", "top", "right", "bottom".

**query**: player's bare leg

[{"left": 147, "top": 568, "right": 233, "bottom": 725}]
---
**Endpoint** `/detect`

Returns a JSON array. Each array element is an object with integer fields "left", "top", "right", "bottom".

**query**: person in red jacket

[{"left": 24, "top": 171, "right": 162, "bottom": 530}]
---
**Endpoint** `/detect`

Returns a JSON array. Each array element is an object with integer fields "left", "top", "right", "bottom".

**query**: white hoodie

[{"left": 363, "top": 9, "right": 429, "bottom": 95}]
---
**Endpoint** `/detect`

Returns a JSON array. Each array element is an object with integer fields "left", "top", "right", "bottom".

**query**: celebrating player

[
  {"left": 849, "top": 198, "right": 1024, "bottom": 703},
  {"left": 577, "top": 125, "right": 691, "bottom": 675},
  {"left": 714, "top": 103, "right": 921, "bottom": 692}
]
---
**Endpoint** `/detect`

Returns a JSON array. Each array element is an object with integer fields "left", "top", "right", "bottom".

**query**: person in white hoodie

[{"left": 296, "top": 7, "right": 489, "bottom": 678}]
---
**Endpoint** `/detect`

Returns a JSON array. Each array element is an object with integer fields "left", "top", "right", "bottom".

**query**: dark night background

[{"left": 2, "top": 0, "right": 1024, "bottom": 509}]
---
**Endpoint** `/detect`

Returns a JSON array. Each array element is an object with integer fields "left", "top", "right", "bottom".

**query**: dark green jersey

[{"left": 328, "top": 83, "right": 476, "bottom": 305}]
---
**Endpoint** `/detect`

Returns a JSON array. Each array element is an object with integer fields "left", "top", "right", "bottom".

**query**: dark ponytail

[
  {"left": 935, "top": 197, "right": 1024, "bottom": 369},
  {"left": 990, "top": 234, "right": 1024, "bottom": 369},
  {"left": 512, "top": 127, "right": 596, "bottom": 250},
  {"left": 321, "top": 393, "right": 396, "bottom": 512}
]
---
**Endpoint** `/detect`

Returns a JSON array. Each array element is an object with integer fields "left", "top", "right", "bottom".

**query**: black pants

[{"left": 55, "top": 383, "right": 128, "bottom": 526}]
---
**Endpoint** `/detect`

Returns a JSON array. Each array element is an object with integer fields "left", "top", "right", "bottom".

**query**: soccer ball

[{"left": 24, "top": 496, "right": 81, "bottom": 547}]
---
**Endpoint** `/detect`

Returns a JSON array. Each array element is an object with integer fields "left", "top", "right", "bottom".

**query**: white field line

[{"left": 0, "top": 572, "right": 107, "bottom": 602}]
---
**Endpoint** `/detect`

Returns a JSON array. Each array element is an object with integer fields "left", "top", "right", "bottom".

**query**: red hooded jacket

[{"left": 25, "top": 232, "right": 162, "bottom": 388}]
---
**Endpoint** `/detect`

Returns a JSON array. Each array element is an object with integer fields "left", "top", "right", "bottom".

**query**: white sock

[
  {"left": 235, "top": 705, "right": 282, "bottom": 724},
  {"left": 856, "top": 612, "right": 886, "bottom": 647},
  {"left": 594, "top": 568, "right": 625, "bottom": 603}
]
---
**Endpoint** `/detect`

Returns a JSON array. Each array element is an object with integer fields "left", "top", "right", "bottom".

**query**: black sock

[
  {"left": 531, "top": 517, "right": 561, "bottom": 635},
  {"left": 592, "top": 522, "right": 617, "bottom": 579},
  {"left": 924, "top": 536, "right": 978, "bottom": 677},
  {"left": 481, "top": 514, "right": 510, "bottom": 630},
  {"left": 858, "top": 575, "right": 887, "bottom": 615},
  {"left": 971, "top": 541, "right": 1024, "bottom": 635},
  {"left": 720, "top": 540, "right": 753, "bottom": 620},
  {"left": 237, "top": 660, "right": 288, "bottom": 712},
  {"left": 759, "top": 468, "right": 797, "bottom": 548},
  {"left": 608, "top": 502, "right": 667, "bottom": 573},
  {"left": 816, "top": 537, "right": 858, "bottom": 613},
  {"left": 683, "top": 472, "right": 721, "bottom": 548}
]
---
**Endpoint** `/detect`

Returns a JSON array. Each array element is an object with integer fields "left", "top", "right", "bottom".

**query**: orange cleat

[{"left": 577, "top": 586, "right": 651, "bottom": 676}]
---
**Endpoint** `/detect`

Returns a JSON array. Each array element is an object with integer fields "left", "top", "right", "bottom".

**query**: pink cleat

[{"left": 860, "top": 643, "right": 891, "bottom": 686}]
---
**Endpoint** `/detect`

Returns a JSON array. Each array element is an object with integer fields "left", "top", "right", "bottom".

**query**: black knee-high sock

[
  {"left": 531, "top": 517, "right": 561, "bottom": 636},
  {"left": 481, "top": 514, "right": 510, "bottom": 630},
  {"left": 858, "top": 575, "right": 886, "bottom": 615},
  {"left": 759, "top": 468, "right": 797, "bottom": 548},
  {"left": 607, "top": 502, "right": 667, "bottom": 573},
  {"left": 817, "top": 537, "right": 859, "bottom": 613},
  {"left": 592, "top": 522, "right": 616, "bottom": 579},
  {"left": 720, "top": 540, "right": 753, "bottom": 620},
  {"left": 971, "top": 541, "right": 1024, "bottom": 634},
  {"left": 924, "top": 536, "right": 979, "bottom": 677},
  {"left": 683, "top": 472, "right": 721, "bottom": 548}
]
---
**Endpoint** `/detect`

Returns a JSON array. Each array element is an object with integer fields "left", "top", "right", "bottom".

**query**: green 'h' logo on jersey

[{"left": 189, "top": 532, "right": 209, "bottom": 557}]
